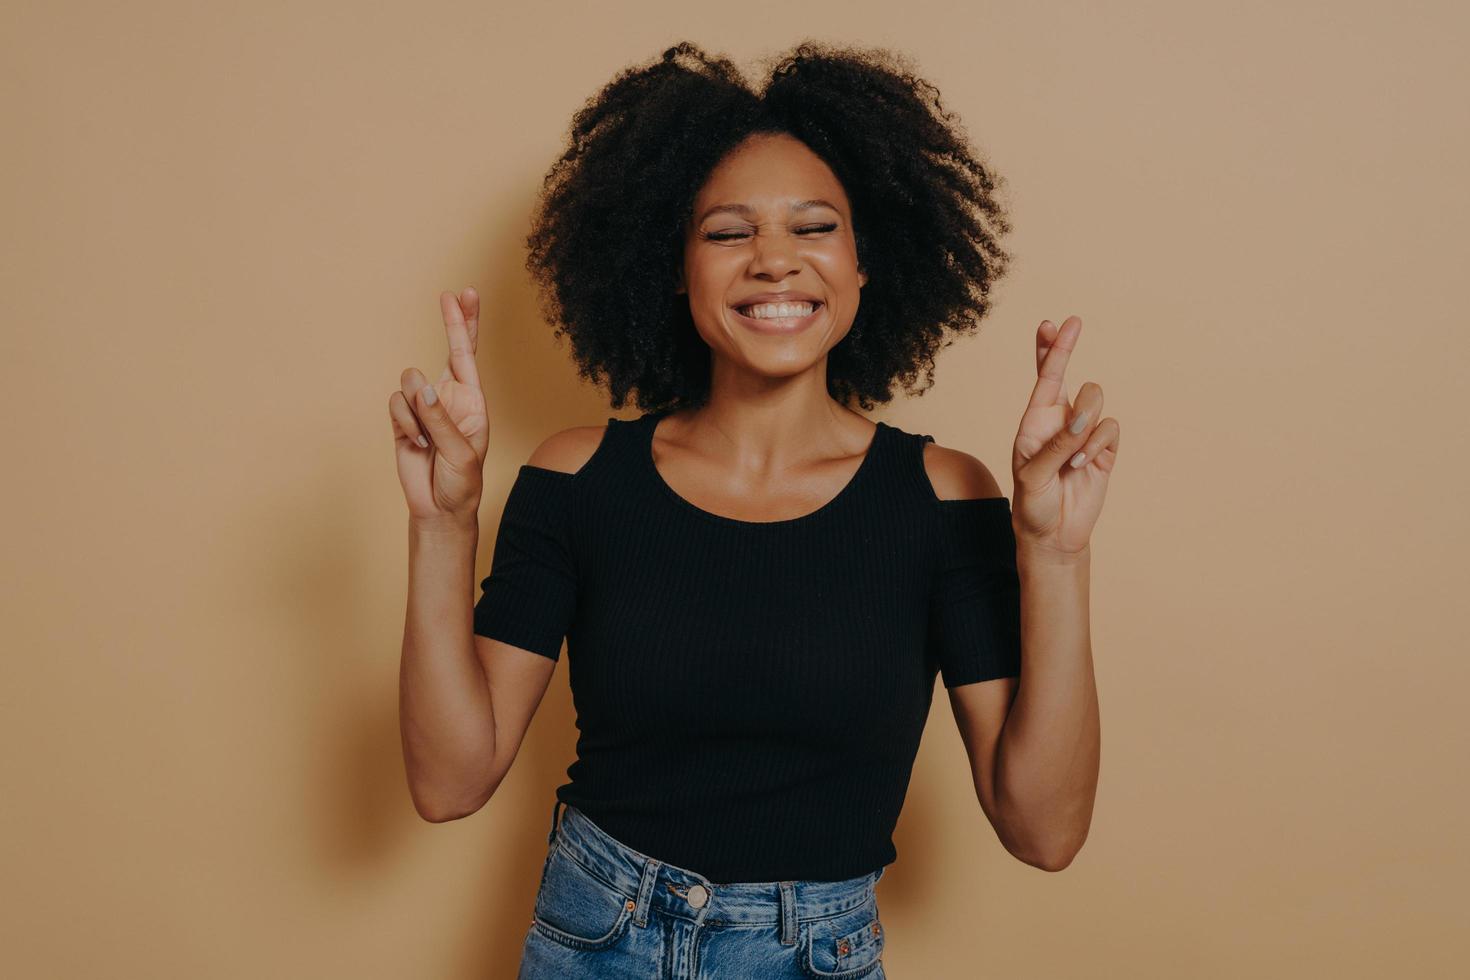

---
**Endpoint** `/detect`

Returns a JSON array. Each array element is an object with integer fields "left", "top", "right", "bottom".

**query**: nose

[{"left": 747, "top": 229, "right": 801, "bottom": 280}]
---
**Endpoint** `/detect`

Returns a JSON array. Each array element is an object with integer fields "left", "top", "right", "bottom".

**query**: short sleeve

[
  {"left": 928, "top": 496, "right": 1023, "bottom": 688},
  {"left": 472, "top": 465, "right": 578, "bottom": 660}
]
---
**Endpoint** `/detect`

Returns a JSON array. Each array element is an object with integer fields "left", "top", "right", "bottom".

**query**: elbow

[
  {"left": 994, "top": 787, "right": 1093, "bottom": 872},
  {"left": 416, "top": 801, "right": 472, "bottom": 824},
  {"left": 409, "top": 779, "right": 495, "bottom": 824},
  {"left": 1007, "top": 838, "right": 1082, "bottom": 872},
  {"left": 1030, "top": 845, "right": 1080, "bottom": 872},
  {"left": 1002, "top": 823, "right": 1088, "bottom": 872}
]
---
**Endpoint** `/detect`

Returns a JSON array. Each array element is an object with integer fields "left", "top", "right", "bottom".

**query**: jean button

[{"left": 686, "top": 884, "right": 709, "bottom": 909}]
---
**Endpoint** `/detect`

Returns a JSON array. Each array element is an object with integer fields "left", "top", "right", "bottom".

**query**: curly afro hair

[{"left": 524, "top": 39, "right": 1014, "bottom": 413}]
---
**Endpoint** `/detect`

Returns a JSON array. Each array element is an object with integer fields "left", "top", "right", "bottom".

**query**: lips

[
  {"left": 732, "top": 300, "right": 823, "bottom": 316},
  {"left": 730, "top": 300, "right": 825, "bottom": 335},
  {"left": 731, "top": 292, "right": 825, "bottom": 312}
]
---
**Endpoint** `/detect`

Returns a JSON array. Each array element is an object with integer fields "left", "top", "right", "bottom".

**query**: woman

[{"left": 392, "top": 40, "right": 1113, "bottom": 979}]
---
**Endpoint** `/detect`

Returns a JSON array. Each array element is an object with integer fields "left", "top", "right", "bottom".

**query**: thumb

[
  {"left": 411, "top": 378, "right": 475, "bottom": 470},
  {"left": 1019, "top": 403, "right": 1092, "bottom": 487}
]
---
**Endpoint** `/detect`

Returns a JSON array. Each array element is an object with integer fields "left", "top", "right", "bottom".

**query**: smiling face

[{"left": 676, "top": 131, "right": 867, "bottom": 382}]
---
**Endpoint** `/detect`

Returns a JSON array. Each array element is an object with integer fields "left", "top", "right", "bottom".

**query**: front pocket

[
  {"left": 802, "top": 899, "right": 885, "bottom": 978},
  {"left": 531, "top": 843, "right": 635, "bottom": 952}
]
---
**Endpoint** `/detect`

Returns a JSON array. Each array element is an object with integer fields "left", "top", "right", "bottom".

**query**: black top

[{"left": 473, "top": 409, "right": 1022, "bottom": 883}]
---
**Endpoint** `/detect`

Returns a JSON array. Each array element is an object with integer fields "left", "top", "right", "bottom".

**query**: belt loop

[
  {"left": 546, "top": 799, "right": 567, "bottom": 845},
  {"left": 633, "top": 857, "right": 662, "bottom": 928},
  {"left": 779, "top": 881, "right": 798, "bottom": 946}
]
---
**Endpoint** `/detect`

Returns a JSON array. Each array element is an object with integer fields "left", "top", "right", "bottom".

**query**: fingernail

[
  {"left": 421, "top": 384, "right": 437, "bottom": 405},
  {"left": 1069, "top": 451, "right": 1086, "bottom": 468},
  {"left": 1069, "top": 409, "right": 1090, "bottom": 434},
  {"left": 416, "top": 435, "right": 429, "bottom": 448}
]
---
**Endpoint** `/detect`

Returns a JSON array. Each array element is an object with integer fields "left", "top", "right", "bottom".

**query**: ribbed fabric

[{"left": 473, "top": 408, "right": 1022, "bottom": 883}]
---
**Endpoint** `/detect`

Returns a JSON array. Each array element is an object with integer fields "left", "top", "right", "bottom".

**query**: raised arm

[
  {"left": 922, "top": 441, "right": 1026, "bottom": 855},
  {"left": 390, "top": 285, "right": 592, "bottom": 821}
]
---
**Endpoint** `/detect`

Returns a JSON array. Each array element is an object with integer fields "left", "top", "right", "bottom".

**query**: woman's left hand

[{"left": 1010, "top": 316, "right": 1120, "bottom": 561}]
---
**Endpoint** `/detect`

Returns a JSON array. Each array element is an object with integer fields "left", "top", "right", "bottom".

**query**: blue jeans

[{"left": 518, "top": 800, "right": 889, "bottom": 979}]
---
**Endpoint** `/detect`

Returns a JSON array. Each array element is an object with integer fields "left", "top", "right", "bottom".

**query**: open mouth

[{"left": 730, "top": 300, "right": 825, "bottom": 333}]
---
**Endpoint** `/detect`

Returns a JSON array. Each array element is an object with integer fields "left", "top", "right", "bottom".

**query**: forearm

[
  {"left": 994, "top": 544, "right": 1100, "bottom": 870},
  {"left": 399, "top": 516, "right": 496, "bottom": 821}
]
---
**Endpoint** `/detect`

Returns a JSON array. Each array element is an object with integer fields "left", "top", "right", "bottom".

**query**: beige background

[{"left": 3, "top": 0, "right": 1466, "bottom": 976}]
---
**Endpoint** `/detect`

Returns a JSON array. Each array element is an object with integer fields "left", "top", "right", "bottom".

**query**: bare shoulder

[
  {"left": 921, "top": 440, "right": 1005, "bottom": 501},
  {"left": 525, "top": 423, "right": 609, "bottom": 475}
]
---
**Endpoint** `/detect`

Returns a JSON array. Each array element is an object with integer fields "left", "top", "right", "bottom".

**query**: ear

[{"left": 858, "top": 269, "right": 868, "bottom": 288}]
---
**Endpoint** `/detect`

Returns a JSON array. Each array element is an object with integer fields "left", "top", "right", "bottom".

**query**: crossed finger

[
  {"left": 1035, "top": 319, "right": 1072, "bottom": 408},
  {"left": 1025, "top": 315, "right": 1081, "bottom": 418},
  {"left": 436, "top": 287, "right": 481, "bottom": 387}
]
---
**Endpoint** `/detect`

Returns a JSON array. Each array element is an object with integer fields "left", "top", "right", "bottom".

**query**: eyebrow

[{"left": 696, "top": 199, "right": 843, "bottom": 223}]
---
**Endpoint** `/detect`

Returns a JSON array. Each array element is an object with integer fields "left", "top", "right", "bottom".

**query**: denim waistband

[{"left": 545, "top": 799, "right": 884, "bottom": 938}]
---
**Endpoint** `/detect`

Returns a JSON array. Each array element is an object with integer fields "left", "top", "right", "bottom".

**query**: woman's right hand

[{"left": 389, "top": 288, "right": 489, "bottom": 527}]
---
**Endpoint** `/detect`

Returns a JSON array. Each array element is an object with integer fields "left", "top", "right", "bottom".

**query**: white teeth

[{"left": 739, "top": 301, "right": 817, "bottom": 319}]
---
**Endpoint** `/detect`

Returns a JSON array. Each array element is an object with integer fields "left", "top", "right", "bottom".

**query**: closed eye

[{"left": 703, "top": 223, "right": 838, "bottom": 242}]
